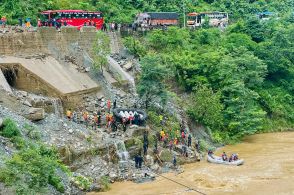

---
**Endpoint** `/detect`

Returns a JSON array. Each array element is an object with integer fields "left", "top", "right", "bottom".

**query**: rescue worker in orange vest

[
  {"left": 93, "top": 114, "right": 98, "bottom": 130},
  {"left": 83, "top": 111, "right": 89, "bottom": 127},
  {"left": 66, "top": 109, "right": 72, "bottom": 120},
  {"left": 108, "top": 114, "right": 114, "bottom": 129}
]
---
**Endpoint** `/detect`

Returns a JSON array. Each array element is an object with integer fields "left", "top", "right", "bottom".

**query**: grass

[
  {"left": 100, "top": 176, "right": 111, "bottom": 191},
  {"left": 1, "top": 118, "right": 21, "bottom": 138},
  {"left": 72, "top": 175, "right": 93, "bottom": 191}
]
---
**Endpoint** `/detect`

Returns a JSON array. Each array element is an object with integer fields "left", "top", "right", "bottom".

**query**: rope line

[
  {"left": 146, "top": 166, "right": 207, "bottom": 195},
  {"left": 142, "top": 188, "right": 194, "bottom": 195}
]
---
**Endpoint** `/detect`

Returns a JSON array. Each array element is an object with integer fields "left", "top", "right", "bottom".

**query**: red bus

[{"left": 40, "top": 10, "right": 104, "bottom": 30}]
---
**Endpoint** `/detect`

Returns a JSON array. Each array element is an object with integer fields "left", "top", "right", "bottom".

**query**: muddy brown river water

[{"left": 90, "top": 132, "right": 294, "bottom": 195}]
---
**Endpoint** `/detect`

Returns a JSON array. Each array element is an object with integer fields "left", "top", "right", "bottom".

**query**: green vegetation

[
  {"left": 72, "top": 175, "right": 93, "bottom": 191},
  {"left": 187, "top": 85, "right": 223, "bottom": 132},
  {"left": 137, "top": 55, "right": 169, "bottom": 109},
  {"left": 159, "top": 149, "right": 173, "bottom": 162},
  {"left": 0, "top": 144, "right": 67, "bottom": 194},
  {"left": 1, "top": 118, "right": 21, "bottom": 138},
  {"left": 123, "top": 37, "right": 146, "bottom": 59},
  {"left": 130, "top": 11, "right": 293, "bottom": 142},
  {"left": 24, "top": 123, "right": 41, "bottom": 140},
  {"left": 100, "top": 176, "right": 111, "bottom": 191},
  {"left": 93, "top": 31, "right": 110, "bottom": 73},
  {"left": 0, "top": 119, "right": 69, "bottom": 194}
]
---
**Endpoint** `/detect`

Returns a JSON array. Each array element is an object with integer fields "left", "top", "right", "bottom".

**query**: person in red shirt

[
  {"left": 181, "top": 131, "right": 185, "bottom": 139},
  {"left": 107, "top": 100, "right": 111, "bottom": 113}
]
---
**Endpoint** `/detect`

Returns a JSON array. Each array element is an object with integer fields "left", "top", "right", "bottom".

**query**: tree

[
  {"left": 222, "top": 81, "right": 266, "bottom": 138},
  {"left": 123, "top": 37, "right": 146, "bottom": 59},
  {"left": 92, "top": 31, "right": 110, "bottom": 74},
  {"left": 187, "top": 85, "right": 224, "bottom": 130},
  {"left": 137, "top": 55, "right": 168, "bottom": 109},
  {"left": 217, "top": 47, "right": 267, "bottom": 89}
]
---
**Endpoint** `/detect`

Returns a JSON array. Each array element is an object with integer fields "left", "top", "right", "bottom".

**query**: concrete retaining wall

[{"left": 0, "top": 27, "right": 98, "bottom": 56}]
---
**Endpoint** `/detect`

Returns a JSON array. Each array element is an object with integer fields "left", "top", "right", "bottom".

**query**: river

[{"left": 90, "top": 132, "right": 294, "bottom": 195}]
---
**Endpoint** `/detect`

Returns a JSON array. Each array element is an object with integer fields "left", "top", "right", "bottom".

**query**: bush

[
  {"left": 199, "top": 139, "right": 211, "bottom": 152},
  {"left": 1, "top": 118, "right": 21, "bottom": 138},
  {"left": 147, "top": 110, "right": 162, "bottom": 128},
  {"left": 134, "top": 137, "right": 143, "bottom": 149},
  {"left": 73, "top": 175, "right": 93, "bottom": 191},
  {"left": 24, "top": 124, "right": 41, "bottom": 140},
  {"left": 159, "top": 149, "right": 173, "bottom": 162},
  {"left": 49, "top": 175, "right": 65, "bottom": 193},
  {"left": 100, "top": 176, "right": 110, "bottom": 191},
  {"left": 0, "top": 144, "right": 67, "bottom": 194},
  {"left": 11, "top": 136, "right": 27, "bottom": 149}
]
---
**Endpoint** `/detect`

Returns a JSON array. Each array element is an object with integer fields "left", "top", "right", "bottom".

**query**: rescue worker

[
  {"left": 160, "top": 129, "right": 165, "bottom": 141},
  {"left": 222, "top": 151, "right": 228, "bottom": 161},
  {"left": 72, "top": 111, "right": 77, "bottom": 122},
  {"left": 173, "top": 156, "right": 177, "bottom": 167},
  {"left": 143, "top": 142, "right": 148, "bottom": 155},
  {"left": 107, "top": 100, "right": 111, "bottom": 113},
  {"left": 113, "top": 99, "right": 117, "bottom": 109},
  {"left": 195, "top": 139, "right": 200, "bottom": 153},
  {"left": 122, "top": 117, "right": 127, "bottom": 132},
  {"left": 208, "top": 149, "right": 213, "bottom": 157},
  {"left": 93, "top": 114, "right": 98, "bottom": 130},
  {"left": 66, "top": 109, "right": 72, "bottom": 120},
  {"left": 188, "top": 134, "right": 192, "bottom": 147},
  {"left": 83, "top": 111, "right": 89, "bottom": 127}
]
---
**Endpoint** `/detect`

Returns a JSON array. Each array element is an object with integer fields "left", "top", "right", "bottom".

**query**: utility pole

[{"left": 183, "top": 0, "right": 186, "bottom": 28}]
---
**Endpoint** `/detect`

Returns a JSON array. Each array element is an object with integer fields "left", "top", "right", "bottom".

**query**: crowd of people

[
  {"left": 65, "top": 99, "right": 147, "bottom": 133},
  {"left": 1, "top": 15, "right": 168, "bottom": 34},
  {"left": 65, "top": 99, "right": 122, "bottom": 132},
  {"left": 155, "top": 121, "right": 198, "bottom": 159}
]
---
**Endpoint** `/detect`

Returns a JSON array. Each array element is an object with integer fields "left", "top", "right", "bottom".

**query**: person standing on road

[
  {"left": 18, "top": 18, "right": 23, "bottom": 27},
  {"left": 37, "top": 18, "right": 42, "bottom": 27}
]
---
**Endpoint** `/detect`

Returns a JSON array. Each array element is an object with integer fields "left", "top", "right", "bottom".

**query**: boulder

[
  {"left": 97, "top": 95, "right": 104, "bottom": 100},
  {"left": 23, "top": 108, "right": 45, "bottom": 121},
  {"left": 89, "top": 183, "right": 101, "bottom": 192},
  {"left": 109, "top": 171, "right": 118, "bottom": 180},
  {"left": 123, "top": 61, "right": 133, "bottom": 71},
  {"left": 19, "top": 90, "right": 28, "bottom": 97},
  {"left": 23, "top": 100, "right": 32, "bottom": 107},
  {"left": 126, "top": 126, "right": 147, "bottom": 137}
]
